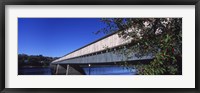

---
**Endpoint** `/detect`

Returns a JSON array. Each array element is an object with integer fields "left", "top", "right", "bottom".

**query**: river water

[
  {"left": 83, "top": 66, "right": 137, "bottom": 75},
  {"left": 18, "top": 67, "right": 52, "bottom": 75},
  {"left": 19, "top": 66, "right": 137, "bottom": 75}
]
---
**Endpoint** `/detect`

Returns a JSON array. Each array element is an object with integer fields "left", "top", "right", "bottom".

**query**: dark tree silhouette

[{"left": 18, "top": 54, "right": 59, "bottom": 67}]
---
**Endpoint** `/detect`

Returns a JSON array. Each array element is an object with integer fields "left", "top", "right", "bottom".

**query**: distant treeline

[{"left": 18, "top": 54, "right": 60, "bottom": 67}]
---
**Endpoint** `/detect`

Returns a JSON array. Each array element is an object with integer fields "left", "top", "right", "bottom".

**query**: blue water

[
  {"left": 19, "top": 67, "right": 52, "bottom": 75},
  {"left": 83, "top": 66, "right": 137, "bottom": 75},
  {"left": 19, "top": 66, "right": 137, "bottom": 75}
]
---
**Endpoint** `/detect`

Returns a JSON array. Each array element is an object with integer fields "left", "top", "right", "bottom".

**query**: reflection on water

[
  {"left": 19, "top": 66, "right": 137, "bottom": 75},
  {"left": 18, "top": 67, "right": 52, "bottom": 75},
  {"left": 83, "top": 66, "right": 137, "bottom": 75}
]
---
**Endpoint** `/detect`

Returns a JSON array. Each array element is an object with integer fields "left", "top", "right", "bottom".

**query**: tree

[
  {"left": 18, "top": 54, "right": 60, "bottom": 67},
  {"left": 97, "top": 18, "right": 182, "bottom": 75}
]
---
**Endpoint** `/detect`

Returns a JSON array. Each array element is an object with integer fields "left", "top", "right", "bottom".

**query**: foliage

[
  {"left": 18, "top": 54, "right": 59, "bottom": 67},
  {"left": 98, "top": 18, "right": 182, "bottom": 75}
]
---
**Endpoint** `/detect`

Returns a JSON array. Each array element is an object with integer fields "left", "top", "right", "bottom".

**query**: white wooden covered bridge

[{"left": 50, "top": 30, "right": 152, "bottom": 75}]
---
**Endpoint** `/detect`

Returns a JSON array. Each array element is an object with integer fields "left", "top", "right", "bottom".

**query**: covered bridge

[{"left": 50, "top": 30, "right": 152, "bottom": 75}]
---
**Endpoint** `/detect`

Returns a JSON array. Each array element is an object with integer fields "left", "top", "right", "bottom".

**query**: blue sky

[{"left": 18, "top": 18, "right": 106, "bottom": 57}]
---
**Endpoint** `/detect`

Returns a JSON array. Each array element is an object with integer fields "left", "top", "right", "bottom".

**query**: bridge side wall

[
  {"left": 53, "top": 31, "right": 132, "bottom": 63},
  {"left": 52, "top": 51, "right": 152, "bottom": 64}
]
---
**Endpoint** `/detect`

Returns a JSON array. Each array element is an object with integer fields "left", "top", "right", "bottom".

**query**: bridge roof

[
  {"left": 57, "top": 30, "right": 120, "bottom": 60},
  {"left": 52, "top": 29, "right": 125, "bottom": 63},
  {"left": 52, "top": 28, "right": 151, "bottom": 64}
]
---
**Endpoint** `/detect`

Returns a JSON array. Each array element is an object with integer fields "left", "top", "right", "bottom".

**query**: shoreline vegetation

[{"left": 18, "top": 54, "right": 59, "bottom": 68}]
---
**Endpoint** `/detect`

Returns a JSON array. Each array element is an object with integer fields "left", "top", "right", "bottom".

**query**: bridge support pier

[
  {"left": 66, "top": 64, "right": 69, "bottom": 75},
  {"left": 55, "top": 64, "right": 59, "bottom": 75},
  {"left": 51, "top": 64, "right": 86, "bottom": 75}
]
